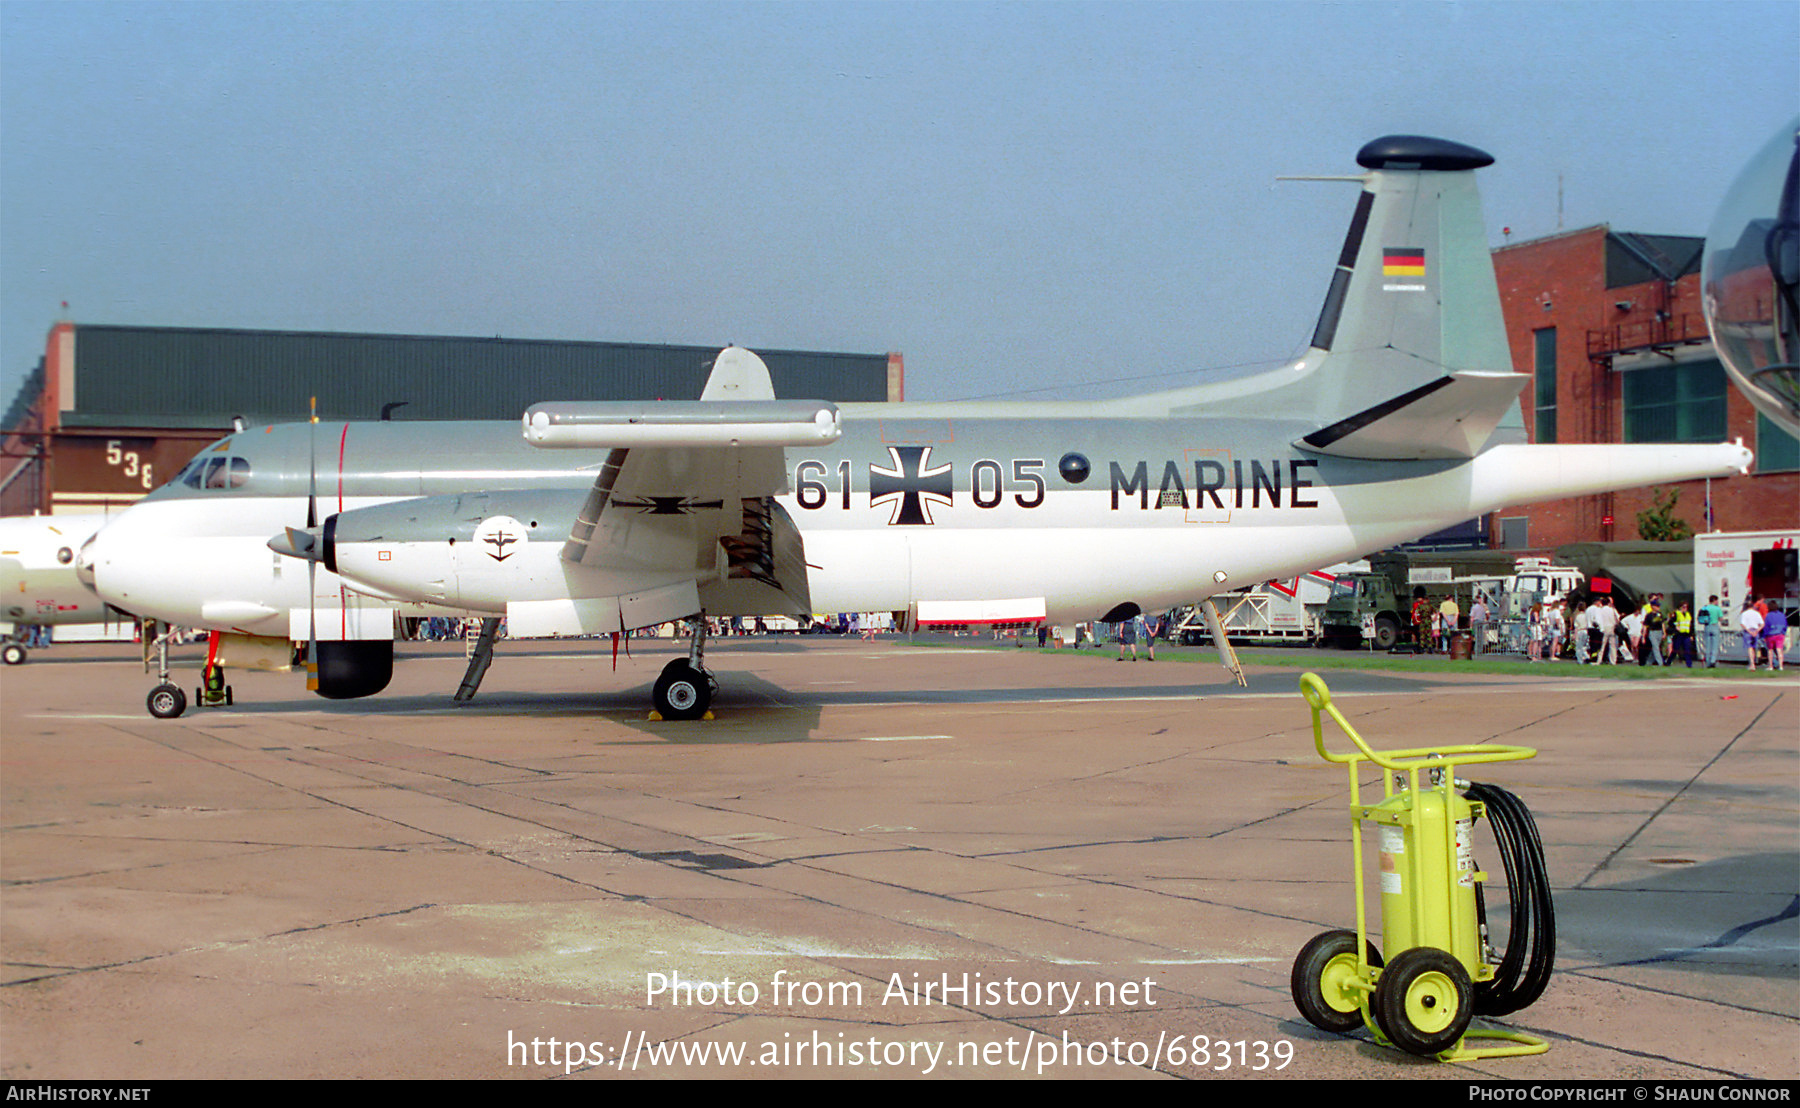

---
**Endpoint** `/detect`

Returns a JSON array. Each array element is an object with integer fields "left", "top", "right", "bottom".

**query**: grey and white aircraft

[
  {"left": 1, "top": 514, "right": 116, "bottom": 664},
  {"left": 81, "top": 136, "right": 1752, "bottom": 718}
]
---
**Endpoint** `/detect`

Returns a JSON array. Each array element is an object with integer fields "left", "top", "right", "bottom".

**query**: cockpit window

[{"left": 185, "top": 455, "right": 251, "bottom": 490}]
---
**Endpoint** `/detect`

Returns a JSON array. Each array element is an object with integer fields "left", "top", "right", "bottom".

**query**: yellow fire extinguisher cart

[{"left": 1291, "top": 673, "right": 1550, "bottom": 1061}]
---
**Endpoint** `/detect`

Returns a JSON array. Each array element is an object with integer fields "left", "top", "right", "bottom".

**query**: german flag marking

[{"left": 1383, "top": 247, "right": 1426, "bottom": 276}]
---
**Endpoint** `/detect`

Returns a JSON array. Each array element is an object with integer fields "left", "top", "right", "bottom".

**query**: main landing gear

[
  {"left": 447, "top": 613, "right": 716, "bottom": 719},
  {"left": 651, "top": 615, "right": 716, "bottom": 721}
]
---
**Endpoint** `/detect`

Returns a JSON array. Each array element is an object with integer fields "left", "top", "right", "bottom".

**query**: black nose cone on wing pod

[
  {"left": 1356, "top": 135, "right": 1495, "bottom": 172},
  {"left": 314, "top": 640, "right": 394, "bottom": 700}
]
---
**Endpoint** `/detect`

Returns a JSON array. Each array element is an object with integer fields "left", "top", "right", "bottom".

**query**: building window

[
  {"left": 1532, "top": 328, "right": 1556, "bottom": 444},
  {"left": 1621, "top": 359, "right": 1727, "bottom": 443},
  {"left": 1757, "top": 413, "right": 1800, "bottom": 473}
]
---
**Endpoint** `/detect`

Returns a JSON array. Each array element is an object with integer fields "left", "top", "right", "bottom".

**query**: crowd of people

[{"left": 1407, "top": 588, "right": 1790, "bottom": 670}]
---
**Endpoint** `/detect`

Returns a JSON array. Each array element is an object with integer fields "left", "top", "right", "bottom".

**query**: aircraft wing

[
  {"left": 524, "top": 398, "right": 840, "bottom": 571},
  {"left": 519, "top": 348, "right": 839, "bottom": 627},
  {"left": 1297, "top": 371, "right": 1527, "bottom": 460}
]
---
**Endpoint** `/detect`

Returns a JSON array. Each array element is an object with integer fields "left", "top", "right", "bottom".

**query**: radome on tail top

[{"left": 79, "top": 136, "right": 1752, "bottom": 717}]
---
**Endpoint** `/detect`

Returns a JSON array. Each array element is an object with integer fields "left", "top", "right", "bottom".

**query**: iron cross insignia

[
  {"left": 870, "top": 445, "right": 953, "bottom": 526},
  {"left": 612, "top": 497, "right": 725, "bottom": 515}
]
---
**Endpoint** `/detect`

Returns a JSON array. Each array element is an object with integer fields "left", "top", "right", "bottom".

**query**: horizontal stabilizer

[
  {"left": 522, "top": 400, "right": 841, "bottom": 449},
  {"left": 1299, "top": 371, "right": 1527, "bottom": 459}
]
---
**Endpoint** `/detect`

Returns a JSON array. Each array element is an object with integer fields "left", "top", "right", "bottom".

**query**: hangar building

[{"left": 0, "top": 323, "right": 901, "bottom": 517}]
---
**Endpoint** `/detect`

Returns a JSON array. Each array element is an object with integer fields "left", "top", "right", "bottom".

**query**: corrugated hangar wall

[
  {"left": 1, "top": 324, "right": 898, "bottom": 515},
  {"left": 58, "top": 325, "right": 895, "bottom": 427}
]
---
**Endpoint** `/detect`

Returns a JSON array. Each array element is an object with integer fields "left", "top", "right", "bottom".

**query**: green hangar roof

[{"left": 37, "top": 325, "right": 895, "bottom": 430}]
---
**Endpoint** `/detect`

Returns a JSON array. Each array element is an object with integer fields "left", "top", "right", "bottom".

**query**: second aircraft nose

[{"left": 75, "top": 534, "right": 98, "bottom": 588}]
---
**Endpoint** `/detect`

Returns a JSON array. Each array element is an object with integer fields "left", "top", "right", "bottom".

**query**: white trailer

[
  {"left": 1693, "top": 530, "right": 1799, "bottom": 662},
  {"left": 1176, "top": 564, "right": 1360, "bottom": 644}
]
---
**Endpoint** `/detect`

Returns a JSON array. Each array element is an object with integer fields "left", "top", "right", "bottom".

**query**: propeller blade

[{"left": 305, "top": 399, "right": 319, "bottom": 692}]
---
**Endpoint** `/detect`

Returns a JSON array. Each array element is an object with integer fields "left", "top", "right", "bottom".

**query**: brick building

[{"left": 1492, "top": 225, "right": 1798, "bottom": 549}]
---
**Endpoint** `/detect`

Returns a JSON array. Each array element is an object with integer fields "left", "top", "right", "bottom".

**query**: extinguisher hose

[{"left": 1465, "top": 781, "right": 1556, "bottom": 1016}]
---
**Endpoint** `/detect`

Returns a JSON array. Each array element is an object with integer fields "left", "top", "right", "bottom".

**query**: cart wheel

[
  {"left": 1373, "top": 946, "right": 1473, "bottom": 1056},
  {"left": 1291, "top": 929, "right": 1383, "bottom": 1034},
  {"left": 147, "top": 683, "right": 187, "bottom": 720}
]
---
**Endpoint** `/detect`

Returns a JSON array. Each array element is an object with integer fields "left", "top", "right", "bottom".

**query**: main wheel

[
  {"left": 1373, "top": 946, "right": 1473, "bottom": 1056},
  {"left": 652, "top": 662, "right": 713, "bottom": 721},
  {"left": 1, "top": 642, "right": 26, "bottom": 665},
  {"left": 1291, "top": 929, "right": 1382, "bottom": 1034},
  {"left": 147, "top": 683, "right": 187, "bottom": 720}
]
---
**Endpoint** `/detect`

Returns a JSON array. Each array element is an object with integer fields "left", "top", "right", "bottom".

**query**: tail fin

[{"left": 1285, "top": 136, "right": 1525, "bottom": 459}]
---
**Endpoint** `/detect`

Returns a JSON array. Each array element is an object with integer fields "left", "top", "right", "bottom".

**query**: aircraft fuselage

[{"left": 86, "top": 400, "right": 1701, "bottom": 639}]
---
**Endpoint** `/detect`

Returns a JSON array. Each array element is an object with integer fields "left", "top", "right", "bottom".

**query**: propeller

[
  {"left": 262, "top": 397, "right": 331, "bottom": 694},
  {"left": 306, "top": 397, "right": 319, "bottom": 692}
]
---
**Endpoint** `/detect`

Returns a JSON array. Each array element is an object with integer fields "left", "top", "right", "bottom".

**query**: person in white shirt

[
  {"left": 1740, "top": 602, "right": 1766, "bottom": 671},
  {"left": 1470, "top": 596, "right": 1490, "bottom": 657},
  {"left": 1593, "top": 597, "right": 1621, "bottom": 665},
  {"left": 1621, "top": 608, "right": 1644, "bottom": 665}
]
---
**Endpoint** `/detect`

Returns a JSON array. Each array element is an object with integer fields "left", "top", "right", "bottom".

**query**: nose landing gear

[{"left": 144, "top": 627, "right": 234, "bottom": 719}]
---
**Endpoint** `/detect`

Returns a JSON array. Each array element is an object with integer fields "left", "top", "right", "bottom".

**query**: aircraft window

[
  {"left": 199, "top": 457, "right": 252, "bottom": 490},
  {"left": 180, "top": 458, "right": 207, "bottom": 488}
]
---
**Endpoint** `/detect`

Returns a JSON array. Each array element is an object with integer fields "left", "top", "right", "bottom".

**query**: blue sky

[{"left": 2, "top": 1, "right": 1795, "bottom": 411}]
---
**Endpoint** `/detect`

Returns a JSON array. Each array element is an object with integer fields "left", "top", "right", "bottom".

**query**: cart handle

[{"left": 1300, "top": 672, "right": 1536, "bottom": 771}]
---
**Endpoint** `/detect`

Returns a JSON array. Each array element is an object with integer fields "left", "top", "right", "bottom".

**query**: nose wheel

[
  {"left": 141, "top": 621, "right": 203, "bottom": 719},
  {"left": 147, "top": 682, "right": 188, "bottom": 719}
]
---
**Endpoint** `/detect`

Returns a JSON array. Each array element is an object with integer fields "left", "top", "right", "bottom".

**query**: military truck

[
  {"left": 1316, "top": 552, "right": 1429, "bottom": 648},
  {"left": 1319, "top": 551, "right": 1578, "bottom": 650}
]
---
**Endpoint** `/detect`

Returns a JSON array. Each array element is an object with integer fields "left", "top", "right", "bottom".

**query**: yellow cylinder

[{"left": 1374, "top": 787, "right": 1481, "bottom": 969}]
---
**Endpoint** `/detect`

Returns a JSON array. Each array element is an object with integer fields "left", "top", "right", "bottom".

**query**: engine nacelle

[
  {"left": 320, "top": 490, "right": 585, "bottom": 607},
  {"left": 313, "top": 640, "right": 394, "bottom": 700}
]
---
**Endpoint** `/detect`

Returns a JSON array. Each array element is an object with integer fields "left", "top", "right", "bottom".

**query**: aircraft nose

[{"left": 75, "top": 535, "right": 98, "bottom": 588}]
